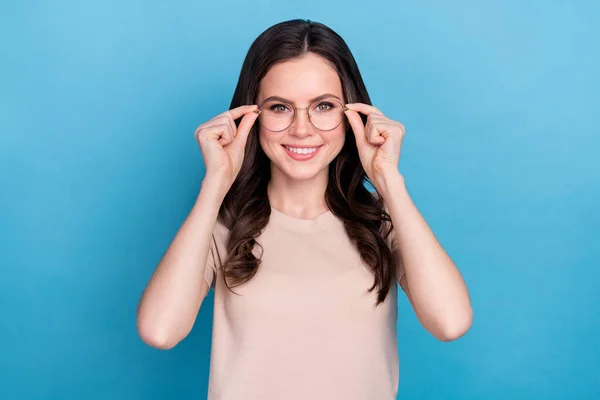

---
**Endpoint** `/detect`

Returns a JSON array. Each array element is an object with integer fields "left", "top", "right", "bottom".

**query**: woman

[{"left": 137, "top": 19, "right": 472, "bottom": 399}]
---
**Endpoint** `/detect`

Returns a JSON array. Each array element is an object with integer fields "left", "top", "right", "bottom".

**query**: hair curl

[{"left": 219, "top": 19, "right": 396, "bottom": 306}]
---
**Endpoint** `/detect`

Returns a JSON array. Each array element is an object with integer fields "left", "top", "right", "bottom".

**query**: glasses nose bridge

[
  {"left": 291, "top": 105, "right": 312, "bottom": 128},
  {"left": 295, "top": 105, "right": 311, "bottom": 117}
]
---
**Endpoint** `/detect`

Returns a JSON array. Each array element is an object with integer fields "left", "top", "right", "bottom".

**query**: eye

[
  {"left": 315, "top": 102, "right": 334, "bottom": 112},
  {"left": 269, "top": 103, "right": 291, "bottom": 113}
]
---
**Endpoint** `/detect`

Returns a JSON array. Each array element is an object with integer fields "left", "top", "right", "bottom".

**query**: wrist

[
  {"left": 376, "top": 170, "right": 406, "bottom": 198},
  {"left": 200, "top": 174, "right": 230, "bottom": 201}
]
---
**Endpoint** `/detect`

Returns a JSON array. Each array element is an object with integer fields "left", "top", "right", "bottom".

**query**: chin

[{"left": 278, "top": 164, "right": 327, "bottom": 182}]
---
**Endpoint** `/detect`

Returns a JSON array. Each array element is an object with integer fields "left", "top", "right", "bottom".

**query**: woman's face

[{"left": 255, "top": 53, "right": 347, "bottom": 183}]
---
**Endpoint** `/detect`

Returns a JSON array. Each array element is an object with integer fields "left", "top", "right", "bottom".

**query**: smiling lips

[{"left": 282, "top": 144, "right": 323, "bottom": 161}]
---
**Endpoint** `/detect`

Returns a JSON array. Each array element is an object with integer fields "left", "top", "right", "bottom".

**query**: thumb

[
  {"left": 344, "top": 109, "right": 366, "bottom": 146},
  {"left": 233, "top": 109, "right": 260, "bottom": 149}
]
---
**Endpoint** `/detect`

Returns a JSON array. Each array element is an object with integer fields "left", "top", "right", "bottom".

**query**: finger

[
  {"left": 364, "top": 118, "right": 385, "bottom": 145},
  {"left": 369, "top": 126, "right": 386, "bottom": 145},
  {"left": 366, "top": 114, "right": 391, "bottom": 124},
  {"left": 204, "top": 124, "right": 230, "bottom": 142},
  {"left": 222, "top": 104, "right": 259, "bottom": 122},
  {"left": 233, "top": 109, "right": 260, "bottom": 148},
  {"left": 219, "top": 125, "right": 236, "bottom": 146},
  {"left": 345, "top": 103, "right": 384, "bottom": 117},
  {"left": 212, "top": 115, "right": 237, "bottom": 138},
  {"left": 197, "top": 106, "right": 255, "bottom": 140},
  {"left": 343, "top": 108, "right": 367, "bottom": 146}
]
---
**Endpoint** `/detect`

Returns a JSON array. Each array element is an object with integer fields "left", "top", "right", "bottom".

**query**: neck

[{"left": 268, "top": 166, "right": 329, "bottom": 218}]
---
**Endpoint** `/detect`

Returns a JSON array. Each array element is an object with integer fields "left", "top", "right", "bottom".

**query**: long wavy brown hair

[{"left": 218, "top": 19, "right": 397, "bottom": 306}]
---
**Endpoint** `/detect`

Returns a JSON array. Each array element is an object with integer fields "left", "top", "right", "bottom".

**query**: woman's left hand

[{"left": 344, "top": 103, "right": 406, "bottom": 190}]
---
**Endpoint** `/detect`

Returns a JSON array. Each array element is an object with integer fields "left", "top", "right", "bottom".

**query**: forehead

[{"left": 257, "top": 53, "right": 343, "bottom": 103}]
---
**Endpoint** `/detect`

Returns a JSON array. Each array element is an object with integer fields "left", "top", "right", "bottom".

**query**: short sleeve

[
  {"left": 387, "top": 225, "right": 406, "bottom": 282},
  {"left": 203, "top": 219, "right": 228, "bottom": 296},
  {"left": 203, "top": 234, "right": 218, "bottom": 293},
  {"left": 376, "top": 190, "right": 406, "bottom": 283}
]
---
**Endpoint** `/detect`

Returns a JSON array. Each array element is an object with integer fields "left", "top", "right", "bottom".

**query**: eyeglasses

[{"left": 254, "top": 96, "right": 348, "bottom": 132}]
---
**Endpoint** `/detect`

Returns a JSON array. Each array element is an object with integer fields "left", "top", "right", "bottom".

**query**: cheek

[
  {"left": 258, "top": 130, "right": 284, "bottom": 155},
  {"left": 325, "top": 127, "right": 347, "bottom": 148}
]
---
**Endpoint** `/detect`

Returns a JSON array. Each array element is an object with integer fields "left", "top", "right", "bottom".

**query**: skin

[
  {"left": 136, "top": 52, "right": 472, "bottom": 350},
  {"left": 257, "top": 52, "right": 473, "bottom": 341},
  {"left": 344, "top": 101, "right": 473, "bottom": 341},
  {"left": 256, "top": 52, "right": 347, "bottom": 218}
]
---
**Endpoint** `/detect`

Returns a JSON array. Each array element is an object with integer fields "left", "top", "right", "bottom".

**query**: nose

[{"left": 289, "top": 107, "right": 312, "bottom": 137}]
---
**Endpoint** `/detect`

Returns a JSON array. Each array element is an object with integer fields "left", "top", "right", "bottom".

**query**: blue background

[{"left": 1, "top": 1, "right": 598, "bottom": 399}]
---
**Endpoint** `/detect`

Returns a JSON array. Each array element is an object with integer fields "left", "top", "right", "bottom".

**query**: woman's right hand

[{"left": 194, "top": 104, "right": 260, "bottom": 190}]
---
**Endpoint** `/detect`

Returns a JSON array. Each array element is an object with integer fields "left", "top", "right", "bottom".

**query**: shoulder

[
  {"left": 206, "top": 217, "right": 231, "bottom": 272},
  {"left": 369, "top": 189, "right": 395, "bottom": 246},
  {"left": 370, "top": 189, "right": 389, "bottom": 211},
  {"left": 213, "top": 217, "right": 230, "bottom": 246}
]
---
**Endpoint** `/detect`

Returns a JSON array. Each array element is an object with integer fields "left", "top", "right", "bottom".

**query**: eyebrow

[{"left": 260, "top": 93, "right": 343, "bottom": 105}]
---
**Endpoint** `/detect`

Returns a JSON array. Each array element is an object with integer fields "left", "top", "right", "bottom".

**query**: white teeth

[{"left": 285, "top": 146, "right": 318, "bottom": 154}]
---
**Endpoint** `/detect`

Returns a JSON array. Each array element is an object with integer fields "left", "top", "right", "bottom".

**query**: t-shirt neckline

[{"left": 269, "top": 206, "right": 335, "bottom": 232}]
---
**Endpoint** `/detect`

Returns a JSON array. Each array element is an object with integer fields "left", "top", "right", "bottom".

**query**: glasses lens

[
  {"left": 258, "top": 100, "right": 294, "bottom": 132},
  {"left": 309, "top": 98, "right": 345, "bottom": 131},
  {"left": 257, "top": 97, "right": 346, "bottom": 131}
]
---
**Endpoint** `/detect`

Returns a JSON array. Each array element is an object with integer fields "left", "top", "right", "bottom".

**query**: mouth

[{"left": 281, "top": 144, "right": 323, "bottom": 161}]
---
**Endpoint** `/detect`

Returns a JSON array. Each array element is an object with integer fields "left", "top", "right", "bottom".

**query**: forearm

[
  {"left": 136, "top": 175, "right": 227, "bottom": 349},
  {"left": 378, "top": 171, "right": 472, "bottom": 341}
]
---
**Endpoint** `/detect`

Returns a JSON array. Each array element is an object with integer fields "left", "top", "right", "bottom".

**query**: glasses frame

[{"left": 254, "top": 97, "right": 348, "bottom": 132}]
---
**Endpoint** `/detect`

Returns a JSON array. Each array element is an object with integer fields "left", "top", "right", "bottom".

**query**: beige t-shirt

[{"left": 203, "top": 205, "right": 405, "bottom": 400}]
